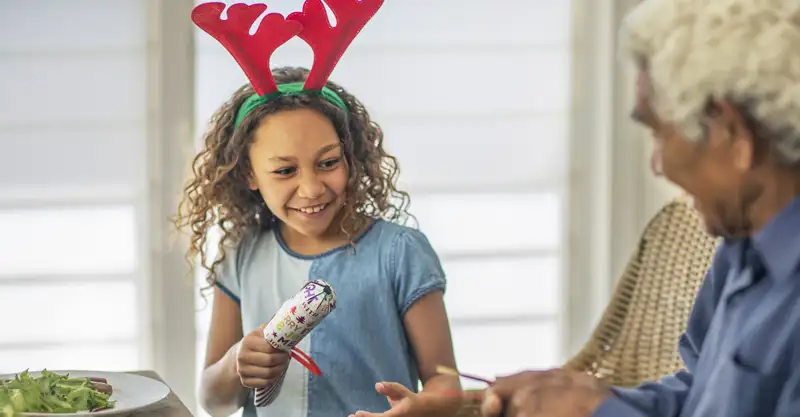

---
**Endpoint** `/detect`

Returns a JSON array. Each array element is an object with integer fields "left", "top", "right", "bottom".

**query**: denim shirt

[
  {"left": 214, "top": 220, "right": 446, "bottom": 417},
  {"left": 594, "top": 196, "right": 800, "bottom": 417}
]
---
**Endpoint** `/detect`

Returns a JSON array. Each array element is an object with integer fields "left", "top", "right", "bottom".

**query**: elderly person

[{"left": 481, "top": 0, "right": 800, "bottom": 416}]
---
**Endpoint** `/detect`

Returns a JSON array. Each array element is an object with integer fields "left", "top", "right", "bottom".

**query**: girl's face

[{"left": 248, "top": 108, "right": 348, "bottom": 241}]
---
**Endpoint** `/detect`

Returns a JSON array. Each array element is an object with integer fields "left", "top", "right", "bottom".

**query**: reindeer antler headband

[{"left": 191, "top": 0, "right": 384, "bottom": 129}]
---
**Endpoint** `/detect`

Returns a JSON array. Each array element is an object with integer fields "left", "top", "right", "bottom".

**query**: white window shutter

[{"left": 0, "top": 0, "right": 148, "bottom": 373}]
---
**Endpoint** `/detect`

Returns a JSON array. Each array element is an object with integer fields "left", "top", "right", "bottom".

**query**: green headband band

[{"left": 234, "top": 82, "right": 348, "bottom": 128}]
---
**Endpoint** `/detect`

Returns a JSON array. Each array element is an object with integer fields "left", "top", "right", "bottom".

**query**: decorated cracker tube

[{"left": 254, "top": 279, "right": 337, "bottom": 407}]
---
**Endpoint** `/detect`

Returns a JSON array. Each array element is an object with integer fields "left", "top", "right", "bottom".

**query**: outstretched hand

[{"left": 349, "top": 382, "right": 421, "bottom": 417}]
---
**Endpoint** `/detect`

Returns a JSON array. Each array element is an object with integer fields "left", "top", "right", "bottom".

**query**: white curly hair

[{"left": 618, "top": 0, "right": 800, "bottom": 164}]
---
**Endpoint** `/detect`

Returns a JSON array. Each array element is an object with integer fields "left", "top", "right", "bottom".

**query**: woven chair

[{"left": 456, "top": 197, "right": 720, "bottom": 417}]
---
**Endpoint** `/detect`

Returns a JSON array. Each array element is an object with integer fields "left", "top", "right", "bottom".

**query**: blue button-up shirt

[{"left": 594, "top": 196, "right": 800, "bottom": 417}]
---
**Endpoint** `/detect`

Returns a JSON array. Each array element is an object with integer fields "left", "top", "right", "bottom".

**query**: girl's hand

[
  {"left": 235, "top": 325, "right": 291, "bottom": 389},
  {"left": 349, "top": 382, "right": 425, "bottom": 417}
]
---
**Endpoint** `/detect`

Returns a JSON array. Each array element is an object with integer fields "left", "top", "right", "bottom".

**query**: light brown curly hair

[{"left": 175, "top": 66, "right": 411, "bottom": 293}]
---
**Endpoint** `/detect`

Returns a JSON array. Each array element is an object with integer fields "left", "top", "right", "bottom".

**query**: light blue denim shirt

[
  {"left": 214, "top": 219, "right": 446, "bottom": 417},
  {"left": 594, "top": 196, "right": 800, "bottom": 417}
]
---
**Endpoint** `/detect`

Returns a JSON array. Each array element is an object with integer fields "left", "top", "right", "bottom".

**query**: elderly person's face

[{"left": 633, "top": 71, "right": 764, "bottom": 238}]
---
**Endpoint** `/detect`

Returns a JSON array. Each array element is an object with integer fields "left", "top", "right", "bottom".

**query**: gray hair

[{"left": 618, "top": 0, "right": 800, "bottom": 165}]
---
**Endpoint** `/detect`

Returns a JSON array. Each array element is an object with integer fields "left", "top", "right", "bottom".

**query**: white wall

[{"left": 560, "top": 0, "right": 685, "bottom": 352}]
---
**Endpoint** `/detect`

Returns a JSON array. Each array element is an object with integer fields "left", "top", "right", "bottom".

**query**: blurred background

[{"left": 0, "top": 0, "right": 682, "bottom": 415}]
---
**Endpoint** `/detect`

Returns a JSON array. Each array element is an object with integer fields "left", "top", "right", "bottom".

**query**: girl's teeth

[{"left": 299, "top": 204, "right": 325, "bottom": 214}]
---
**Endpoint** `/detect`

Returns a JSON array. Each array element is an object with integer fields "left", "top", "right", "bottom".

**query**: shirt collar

[{"left": 752, "top": 195, "right": 800, "bottom": 281}]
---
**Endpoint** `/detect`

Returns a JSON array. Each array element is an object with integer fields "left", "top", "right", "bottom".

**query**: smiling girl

[{"left": 175, "top": 2, "right": 461, "bottom": 417}]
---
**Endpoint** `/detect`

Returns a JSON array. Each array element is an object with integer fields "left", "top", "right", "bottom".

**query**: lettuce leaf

[{"left": 0, "top": 370, "right": 115, "bottom": 415}]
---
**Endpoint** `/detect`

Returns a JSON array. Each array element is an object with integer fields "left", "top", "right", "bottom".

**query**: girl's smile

[{"left": 290, "top": 202, "right": 330, "bottom": 216}]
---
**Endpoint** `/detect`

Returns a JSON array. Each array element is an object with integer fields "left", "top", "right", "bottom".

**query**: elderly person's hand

[{"left": 481, "top": 369, "right": 609, "bottom": 417}]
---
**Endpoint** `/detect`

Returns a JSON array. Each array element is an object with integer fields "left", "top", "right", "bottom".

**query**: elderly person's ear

[
  {"left": 703, "top": 98, "right": 757, "bottom": 170},
  {"left": 704, "top": 99, "right": 745, "bottom": 137}
]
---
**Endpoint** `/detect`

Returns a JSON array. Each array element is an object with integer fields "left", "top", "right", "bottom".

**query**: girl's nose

[{"left": 297, "top": 174, "right": 326, "bottom": 199}]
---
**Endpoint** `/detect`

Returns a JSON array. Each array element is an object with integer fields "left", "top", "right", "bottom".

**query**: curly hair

[
  {"left": 619, "top": 0, "right": 800, "bottom": 165},
  {"left": 175, "top": 66, "right": 411, "bottom": 293}
]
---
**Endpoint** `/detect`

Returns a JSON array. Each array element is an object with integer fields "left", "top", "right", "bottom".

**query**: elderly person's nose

[{"left": 651, "top": 141, "right": 664, "bottom": 176}]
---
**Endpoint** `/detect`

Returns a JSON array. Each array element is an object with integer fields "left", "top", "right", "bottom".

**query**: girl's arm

[
  {"left": 199, "top": 287, "right": 249, "bottom": 416},
  {"left": 404, "top": 291, "right": 462, "bottom": 416}
]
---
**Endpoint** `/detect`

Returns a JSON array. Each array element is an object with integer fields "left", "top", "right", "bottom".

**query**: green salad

[{"left": 0, "top": 370, "right": 115, "bottom": 416}]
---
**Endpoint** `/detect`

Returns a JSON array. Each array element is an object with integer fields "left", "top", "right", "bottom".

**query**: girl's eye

[
  {"left": 320, "top": 158, "right": 341, "bottom": 169},
  {"left": 273, "top": 167, "right": 296, "bottom": 176}
]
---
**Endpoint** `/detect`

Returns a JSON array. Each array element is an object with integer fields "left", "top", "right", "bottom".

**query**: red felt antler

[
  {"left": 288, "top": 0, "right": 384, "bottom": 90},
  {"left": 191, "top": 2, "right": 303, "bottom": 96}
]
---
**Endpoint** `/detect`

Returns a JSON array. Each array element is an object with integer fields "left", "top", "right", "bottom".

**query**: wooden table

[{"left": 126, "top": 370, "right": 193, "bottom": 416}]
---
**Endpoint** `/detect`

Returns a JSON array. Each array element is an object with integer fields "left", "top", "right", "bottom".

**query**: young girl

[{"left": 177, "top": 2, "right": 461, "bottom": 417}]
